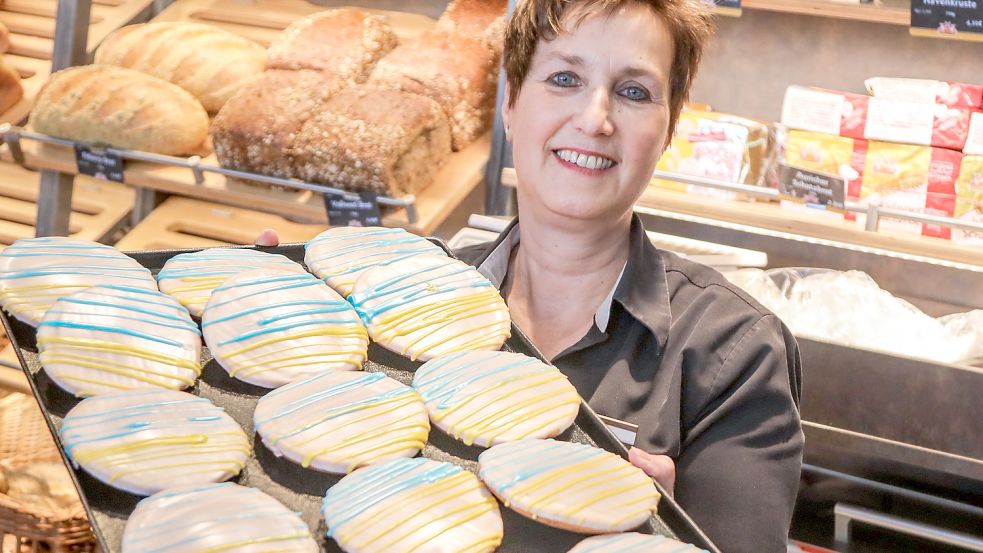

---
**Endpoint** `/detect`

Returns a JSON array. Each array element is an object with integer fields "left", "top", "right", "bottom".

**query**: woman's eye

[
  {"left": 620, "top": 85, "right": 651, "bottom": 102},
  {"left": 549, "top": 72, "right": 579, "bottom": 87}
]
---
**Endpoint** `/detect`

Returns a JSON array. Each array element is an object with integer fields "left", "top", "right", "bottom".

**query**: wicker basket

[{"left": 0, "top": 391, "right": 97, "bottom": 553}]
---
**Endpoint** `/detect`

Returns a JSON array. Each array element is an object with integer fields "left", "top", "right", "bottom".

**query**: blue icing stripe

[
  {"left": 206, "top": 276, "right": 322, "bottom": 310},
  {"left": 260, "top": 371, "right": 385, "bottom": 405},
  {"left": 0, "top": 268, "right": 151, "bottom": 280},
  {"left": 483, "top": 440, "right": 603, "bottom": 493},
  {"left": 416, "top": 355, "right": 545, "bottom": 409},
  {"left": 39, "top": 320, "right": 183, "bottom": 347},
  {"left": 322, "top": 458, "right": 461, "bottom": 537},
  {"left": 217, "top": 318, "right": 350, "bottom": 346},
  {"left": 348, "top": 264, "right": 493, "bottom": 321},
  {"left": 202, "top": 300, "right": 347, "bottom": 328},
  {"left": 42, "top": 310, "right": 200, "bottom": 335},
  {"left": 257, "top": 307, "right": 353, "bottom": 325},
  {"left": 0, "top": 252, "right": 135, "bottom": 260},
  {"left": 306, "top": 228, "right": 400, "bottom": 246}
]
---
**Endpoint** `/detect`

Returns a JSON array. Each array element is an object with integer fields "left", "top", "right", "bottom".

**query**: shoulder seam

[
  {"left": 665, "top": 266, "right": 771, "bottom": 317},
  {"left": 704, "top": 313, "right": 779, "bottom": 412}
]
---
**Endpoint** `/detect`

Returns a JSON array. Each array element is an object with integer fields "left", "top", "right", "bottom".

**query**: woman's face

[{"left": 504, "top": 3, "right": 674, "bottom": 225}]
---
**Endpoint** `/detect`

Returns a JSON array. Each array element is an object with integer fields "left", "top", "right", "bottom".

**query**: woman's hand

[
  {"left": 254, "top": 228, "right": 280, "bottom": 247},
  {"left": 629, "top": 447, "right": 676, "bottom": 497}
]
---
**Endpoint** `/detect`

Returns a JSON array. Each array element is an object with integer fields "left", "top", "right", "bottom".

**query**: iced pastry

[
  {"left": 122, "top": 483, "right": 319, "bottom": 553},
  {"left": 567, "top": 533, "right": 708, "bottom": 553},
  {"left": 478, "top": 439, "right": 660, "bottom": 534},
  {"left": 156, "top": 248, "right": 304, "bottom": 317},
  {"left": 322, "top": 457, "right": 503, "bottom": 553},
  {"left": 0, "top": 237, "right": 156, "bottom": 326},
  {"left": 60, "top": 389, "right": 250, "bottom": 496},
  {"left": 413, "top": 350, "right": 580, "bottom": 447},
  {"left": 38, "top": 285, "right": 201, "bottom": 397},
  {"left": 254, "top": 370, "right": 429, "bottom": 473},
  {"left": 348, "top": 254, "right": 510, "bottom": 361},
  {"left": 202, "top": 269, "right": 368, "bottom": 388},
  {"left": 304, "top": 227, "right": 446, "bottom": 297}
]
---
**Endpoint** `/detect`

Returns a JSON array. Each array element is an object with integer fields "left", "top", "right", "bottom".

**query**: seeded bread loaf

[
  {"left": 293, "top": 85, "right": 451, "bottom": 196},
  {"left": 0, "top": 55, "right": 22, "bottom": 114},
  {"left": 94, "top": 22, "right": 266, "bottom": 113},
  {"left": 266, "top": 8, "right": 397, "bottom": 83},
  {"left": 211, "top": 69, "right": 342, "bottom": 178},
  {"left": 369, "top": 30, "right": 498, "bottom": 151},
  {"left": 436, "top": 0, "right": 507, "bottom": 48},
  {"left": 29, "top": 65, "right": 208, "bottom": 155}
]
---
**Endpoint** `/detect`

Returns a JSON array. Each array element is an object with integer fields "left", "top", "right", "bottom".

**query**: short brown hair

[{"left": 503, "top": 0, "right": 713, "bottom": 147}]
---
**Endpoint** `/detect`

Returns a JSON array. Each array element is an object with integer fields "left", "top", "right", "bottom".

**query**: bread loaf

[
  {"left": 29, "top": 65, "right": 208, "bottom": 155},
  {"left": 437, "top": 0, "right": 507, "bottom": 47},
  {"left": 94, "top": 22, "right": 266, "bottom": 113},
  {"left": 369, "top": 30, "right": 498, "bottom": 151},
  {"left": 293, "top": 85, "right": 451, "bottom": 196},
  {"left": 266, "top": 8, "right": 397, "bottom": 83},
  {"left": 211, "top": 69, "right": 342, "bottom": 178},
  {"left": 0, "top": 55, "right": 23, "bottom": 114}
]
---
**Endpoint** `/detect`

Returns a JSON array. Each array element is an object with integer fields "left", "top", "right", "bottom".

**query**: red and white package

[
  {"left": 782, "top": 86, "right": 971, "bottom": 151},
  {"left": 865, "top": 77, "right": 983, "bottom": 110},
  {"left": 962, "top": 112, "right": 983, "bottom": 156}
]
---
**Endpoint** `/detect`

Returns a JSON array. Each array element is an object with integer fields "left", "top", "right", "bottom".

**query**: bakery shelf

[
  {"left": 741, "top": 0, "right": 910, "bottom": 26},
  {"left": 0, "top": 0, "right": 157, "bottom": 125},
  {"left": 0, "top": 125, "right": 491, "bottom": 236}
]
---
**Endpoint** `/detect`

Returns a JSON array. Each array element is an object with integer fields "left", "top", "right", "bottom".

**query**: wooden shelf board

[{"left": 741, "top": 0, "right": 910, "bottom": 26}]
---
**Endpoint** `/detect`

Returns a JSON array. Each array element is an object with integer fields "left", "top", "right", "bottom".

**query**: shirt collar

[{"left": 474, "top": 214, "right": 670, "bottom": 347}]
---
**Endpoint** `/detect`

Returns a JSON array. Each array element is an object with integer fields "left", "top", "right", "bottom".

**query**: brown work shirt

[{"left": 455, "top": 215, "right": 804, "bottom": 553}]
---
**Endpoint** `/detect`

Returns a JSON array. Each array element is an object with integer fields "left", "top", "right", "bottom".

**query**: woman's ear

[{"left": 501, "top": 82, "right": 513, "bottom": 141}]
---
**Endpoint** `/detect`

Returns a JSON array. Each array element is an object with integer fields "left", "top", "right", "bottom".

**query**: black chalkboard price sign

[
  {"left": 911, "top": 0, "right": 983, "bottom": 41},
  {"left": 74, "top": 144, "right": 124, "bottom": 182},
  {"left": 323, "top": 191, "right": 382, "bottom": 227}
]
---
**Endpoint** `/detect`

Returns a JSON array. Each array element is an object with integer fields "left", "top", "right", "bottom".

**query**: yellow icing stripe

[
  {"left": 109, "top": 459, "right": 246, "bottom": 482},
  {"left": 96, "top": 440, "right": 250, "bottom": 465},
  {"left": 394, "top": 500, "right": 498, "bottom": 553},
  {"left": 511, "top": 455, "right": 613, "bottom": 499},
  {"left": 37, "top": 337, "right": 201, "bottom": 372},
  {"left": 233, "top": 351, "right": 366, "bottom": 374},
  {"left": 404, "top": 319, "right": 510, "bottom": 360},
  {"left": 222, "top": 327, "right": 367, "bottom": 358},
  {"left": 301, "top": 421, "right": 428, "bottom": 468},
  {"left": 284, "top": 394, "right": 424, "bottom": 446},
  {"left": 196, "top": 533, "right": 314, "bottom": 553},
  {"left": 238, "top": 357, "right": 364, "bottom": 377},
  {"left": 42, "top": 355, "right": 198, "bottom": 387},
  {"left": 73, "top": 435, "right": 208, "bottom": 463}
]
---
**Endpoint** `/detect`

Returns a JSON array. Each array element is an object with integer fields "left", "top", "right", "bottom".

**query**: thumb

[
  {"left": 254, "top": 228, "right": 280, "bottom": 247},
  {"left": 628, "top": 447, "right": 676, "bottom": 497}
]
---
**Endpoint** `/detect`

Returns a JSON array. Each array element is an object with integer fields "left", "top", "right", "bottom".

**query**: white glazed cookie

[
  {"left": 478, "top": 439, "right": 660, "bottom": 534},
  {"left": 37, "top": 285, "right": 201, "bottom": 397},
  {"left": 322, "top": 457, "right": 503, "bottom": 553},
  {"left": 60, "top": 389, "right": 250, "bottom": 496},
  {"left": 304, "top": 227, "right": 446, "bottom": 297},
  {"left": 348, "top": 254, "right": 510, "bottom": 361},
  {"left": 202, "top": 269, "right": 368, "bottom": 388},
  {"left": 122, "top": 483, "right": 319, "bottom": 553},
  {"left": 568, "top": 533, "right": 709, "bottom": 553},
  {"left": 413, "top": 350, "right": 580, "bottom": 447},
  {"left": 157, "top": 248, "right": 305, "bottom": 317},
  {"left": 0, "top": 237, "right": 156, "bottom": 326},
  {"left": 254, "top": 370, "right": 429, "bottom": 473}
]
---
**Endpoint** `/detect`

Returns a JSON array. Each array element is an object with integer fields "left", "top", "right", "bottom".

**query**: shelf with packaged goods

[
  {"left": 740, "top": 0, "right": 910, "bottom": 26},
  {"left": 0, "top": 0, "right": 158, "bottom": 125}
]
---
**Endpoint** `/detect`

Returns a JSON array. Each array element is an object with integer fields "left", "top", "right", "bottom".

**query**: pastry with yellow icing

[
  {"left": 157, "top": 248, "right": 305, "bottom": 317},
  {"left": 38, "top": 285, "right": 201, "bottom": 397},
  {"left": 254, "top": 370, "right": 429, "bottom": 473},
  {"left": 60, "top": 389, "right": 250, "bottom": 496},
  {"left": 202, "top": 269, "right": 368, "bottom": 388},
  {"left": 0, "top": 237, "right": 156, "bottom": 326},
  {"left": 478, "top": 439, "right": 660, "bottom": 534},
  {"left": 322, "top": 457, "right": 503, "bottom": 553},
  {"left": 348, "top": 254, "right": 510, "bottom": 362},
  {"left": 304, "top": 227, "right": 446, "bottom": 297},
  {"left": 568, "top": 532, "right": 708, "bottom": 553},
  {"left": 122, "top": 483, "right": 319, "bottom": 553},
  {"left": 413, "top": 350, "right": 580, "bottom": 447}
]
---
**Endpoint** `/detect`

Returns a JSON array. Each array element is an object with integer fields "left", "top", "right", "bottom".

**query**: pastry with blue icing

[
  {"left": 304, "top": 226, "right": 446, "bottom": 297},
  {"left": 568, "top": 532, "right": 708, "bottom": 553},
  {"left": 157, "top": 248, "right": 305, "bottom": 317},
  {"left": 60, "top": 389, "right": 250, "bottom": 496},
  {"left": 322, "top": 457, "right": 503, "bottom": 553},
  {"left": 0, "top": 237, "right": 156, "bottom": 326},
  {"left": 478, "top": 439, "right": 660, "bottom": 534},
  {"left": 254, "top": 370, "right": 429, "bottom": 473},
  {"left": 348, "top": 254, "right": 510, "bottom": 362},
  {"left": 37, "top": 285, "right": 201, "bottom": 397},
  {"left": 122, "top": 483, "right": 319, "bottom": 553},
  {"left": 413, "top": 350, "right": 580, "bottom": 447},
  {"left": 202, "top": 269, "right": 368, "bottom": 388}
]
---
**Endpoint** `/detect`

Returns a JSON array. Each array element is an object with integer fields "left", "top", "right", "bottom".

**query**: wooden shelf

[{"left": 740, "top": 0, "right": 910, "bottom": 26}]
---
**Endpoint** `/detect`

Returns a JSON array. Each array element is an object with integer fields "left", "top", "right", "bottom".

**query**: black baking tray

[{"left": 2, "top": 243, "right": 720, "bottom": 553}]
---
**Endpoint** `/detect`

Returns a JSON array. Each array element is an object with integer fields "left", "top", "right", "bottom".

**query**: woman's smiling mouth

[{"left": 553, "top": 148, "right": 617, "bottom": 171}]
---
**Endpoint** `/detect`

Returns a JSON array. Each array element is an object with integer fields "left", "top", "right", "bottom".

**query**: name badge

[{"left": 597, "top": 414, "right": 638, "bottom": 447}]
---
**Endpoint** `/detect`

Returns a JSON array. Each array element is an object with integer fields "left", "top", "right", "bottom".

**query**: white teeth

[{"left": 555, "top": 150, "right": 614, "bottom": 170}]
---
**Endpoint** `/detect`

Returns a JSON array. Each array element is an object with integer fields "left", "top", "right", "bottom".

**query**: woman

[{"left": 260, "top": 1, "right": 803, "bottom": 550}]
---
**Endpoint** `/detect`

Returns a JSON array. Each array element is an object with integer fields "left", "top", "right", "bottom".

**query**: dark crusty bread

[
  {"left": 292, "top": 85, "right": 451, "bottom": 196},
  {"left": 368, "top": 30, "right": 498, "bottom": 151},
  {"left": 266, "top": 8, "right": 397, "bottom": 83},
  {"left": 211, "top": 69, "right": 343, "bottom": 179},
  {"left": 29, "top": 65, "right": 207, "bottom": 155}
]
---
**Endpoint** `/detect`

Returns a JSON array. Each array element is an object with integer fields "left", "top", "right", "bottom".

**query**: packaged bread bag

[{"left": 952, "top": 156, "right": 983, "bottom": 247}]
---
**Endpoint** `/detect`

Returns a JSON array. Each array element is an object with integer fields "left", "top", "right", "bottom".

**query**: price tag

[
  {"left": 705, "top": 0, "right": 741, "bottom": 17},
  {"left": 74, "top": 144, "right": 124, "bottom": 182},
  {"left": 324, "top": 192, "right": 382, "bottom": 227},
  {"left": 778, "top": 162, "right": 846, "bottom": 212},
  {"left": 910, "top": 0, "right": 983, "bottom": 42}
]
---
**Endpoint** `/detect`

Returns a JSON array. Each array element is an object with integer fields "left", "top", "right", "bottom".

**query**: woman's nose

[{"left": 574, "top": 88, "right": 615, "bottom": 137}]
